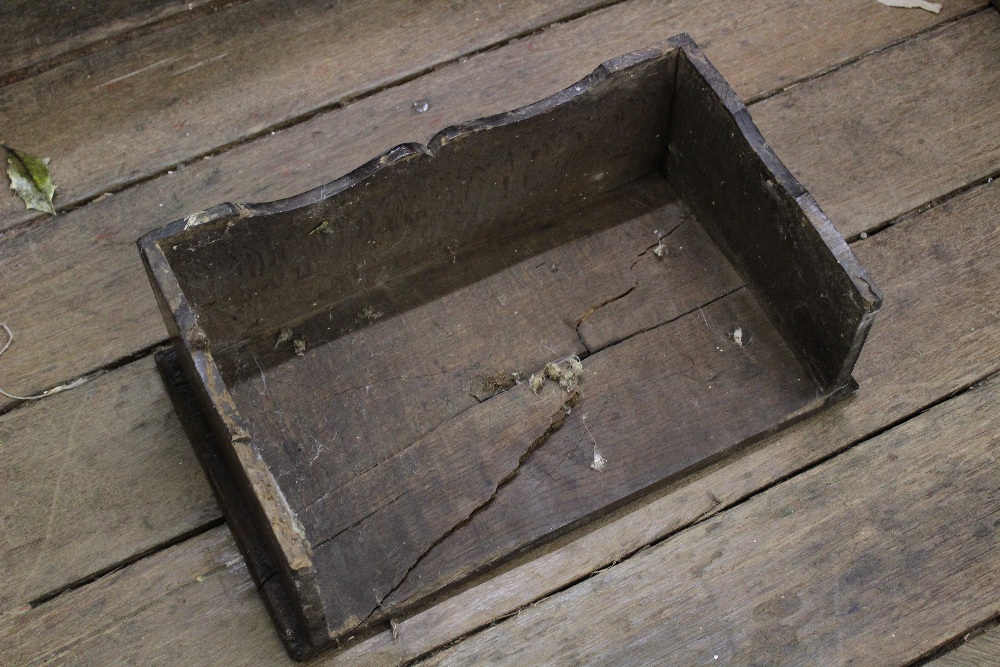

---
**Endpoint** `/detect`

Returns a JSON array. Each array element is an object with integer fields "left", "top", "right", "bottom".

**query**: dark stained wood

[
  {"left": 140, "top": 38, "right": 878, "bottom": 655},
  {"left": 154, "top": 348, "right": 313, "bottom": 657},
  {"left": 2, "top": 170, "right": 998, "bottom": 667},
  {"left": 154, "top": 51, "right": 679, "bottom": 350},
  {"left": 0, "top": 0, "right": 214, "bottom": 81},
  {"left": 668, "top": 45, "right": 880, "bottom": 391},
  {"left": 419, "top": 372, "right": 1000, "bottom": 667},
  {"left": 379, "top": 287, "right": 825, "bottom": 613},
  {"left": 221, "top": 177, "right": 687, "bottom": 507},
  {"left": 576, "top": 213, "right": 742, "bottom": 351},
  {"left": 0, "top": 0, "right": 609, "bottom": 230},
  {"left": 0, "top": 1, "right": 983, "bottom": 411}
]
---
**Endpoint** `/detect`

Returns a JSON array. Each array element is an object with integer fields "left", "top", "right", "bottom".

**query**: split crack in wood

[
  {"left": 308, "top": 488, "right": 416, "bottom": 553},
  {"left": 350, "top": 390, "right": 581, "bottom": 634},
  {"left": 574, "top": 216, "right": 692, "bottom": 353}
]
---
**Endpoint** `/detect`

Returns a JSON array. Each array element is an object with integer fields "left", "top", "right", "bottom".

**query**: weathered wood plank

[
  {"left": 0, "top": 524, "right": 246, "bottom": 665},
  {"left": 925, "top": 625, "right": 1000, "bottom": 667},
  {"left": 0, "top": 2, "right": 986, "bottom": 409},
  {"left": 753, "top": 10, "right": 1000, "bottom": 238},
  {"left": 0, "top": 0, "right": 214, "bottom": 81},
  {"left": 0, "top": 0, "right": 609, "bottom": 230},
  {"left": 0, "top": 356, "right": 218, "bottom": 613},
  {"left": 3, "top": 173, "right": 997, "bottom": 667},
  {"left": 0, "top": 0, "right": 979, "bottom": 231},
  {"left": 421, "top": 375, "right": 1000, "bottom": 667}
]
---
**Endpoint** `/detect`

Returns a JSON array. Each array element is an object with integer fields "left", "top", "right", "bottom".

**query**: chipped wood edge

[{"left": 138, "top": 233, "right": 326, "bottom": 657}]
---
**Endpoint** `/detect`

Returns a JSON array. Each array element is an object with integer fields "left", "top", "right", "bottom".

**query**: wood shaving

[
  {"left": 876, "top": 0, "right": 941, "bottom": 13},
  {"left": 0, "top": 323, "right": 87, "bottom": 401}
]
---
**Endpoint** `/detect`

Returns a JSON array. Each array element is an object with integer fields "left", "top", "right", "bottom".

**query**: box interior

[{"left": 148, "top": 44, "right": 872, "bottom": 646}]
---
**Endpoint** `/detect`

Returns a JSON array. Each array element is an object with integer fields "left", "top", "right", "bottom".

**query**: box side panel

[
  {"left": 154, "top": 349, "right": 323, "bottom": 660},
  {"left": 138, "top": 238, "right": 329, "bottom": 655},
  {"left": 158, "top": 48, "right": 679, "bottom": 353},
  {"left": 665, "top": 48, "right": 881, "bottom": 391}
]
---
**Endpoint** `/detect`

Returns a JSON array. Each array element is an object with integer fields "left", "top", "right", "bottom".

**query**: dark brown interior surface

[
  {"left": 160, "top": 51, "right": 678, "bottom": 352},
  {"left": 215, "top": 173, "right": 820, "bottom": 637}
]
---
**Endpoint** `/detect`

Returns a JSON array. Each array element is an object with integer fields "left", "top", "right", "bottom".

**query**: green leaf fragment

[{"left": 3, "top": 144, "right": 56, "bottom": 215}]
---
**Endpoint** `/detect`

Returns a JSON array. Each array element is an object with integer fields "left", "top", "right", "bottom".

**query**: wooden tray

[{"left": 139, "top": 34, "right": 882, "bottom": 659}]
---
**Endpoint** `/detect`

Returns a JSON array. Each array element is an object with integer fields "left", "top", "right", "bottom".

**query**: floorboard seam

[
  {"left": 399, "top": 366, "right": 1000, "bottom": 667},
  {"left": 849, "top": 166, "right": 1000, "bottom": 242},
  {"left": 27, "top": 516, "right": 226, "bottom": 608},
  {"left": 1, "top": 0, "right": 630, "bottom": 235},
  {"left": 3, "top": 0, "right": 977, "bottom": 237},
  {"left": 906, "top": 613, "right": 1000, "bottom": 666},
  {"left": 0, "top": 341, "right": 167, "bottom": 420},
  {"left": 744, "top": 4, "right": 991, "bottom": 106}
]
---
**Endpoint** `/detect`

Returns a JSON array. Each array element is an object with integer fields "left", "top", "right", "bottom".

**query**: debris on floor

[{"left": 876, "top": 0, "right": 942, "bottom": 14}]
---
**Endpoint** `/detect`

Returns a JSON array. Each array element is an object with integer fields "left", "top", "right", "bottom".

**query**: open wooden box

[{"left": 140, "top": 35, "right": 881, "bottom": 659}]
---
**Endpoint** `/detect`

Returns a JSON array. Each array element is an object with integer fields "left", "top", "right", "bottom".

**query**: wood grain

[
  {"left": 753, "top": 10, "right": 1000, "bottom": 238},
  {"left": 0, "top": 0, "right": 214, "bottom": 81},
  {"left": 925, "top": 625, "right": 1000, "bottom": 667},
  {"left": 0, "top": 1, "right": 985, "bottom": 409},
  {"left": 0, "top": 355, "right": 217, "bottom": 613},
  {"left": 0, "top": 0, "right": 977, "bottom": 231},
  {"left": 421, "top": 375, "right": 1000, "bottom": 667},
  {"left": 0, "top": 0, "right": 608, "bottom": 230},
  {"left": 3, "top": 173, "right": 997, "bottom": 667}
]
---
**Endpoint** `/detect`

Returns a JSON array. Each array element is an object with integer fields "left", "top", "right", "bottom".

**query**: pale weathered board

[
  {"left": 0, "top": 356, "right": 217, "bottom": 613},
  {"left": 420, "top": 373, "right": 1000, "bottom": 667},
  {"left": 0, "top": 0, "right": 979, "bottom": 231},
  {"left": 0, "top": 0, "right": 215, "bottom": 81},
  {"left": 0, "top": 3, "right": 987, "bottom": 410},
  {"left": 3, "top": 2, "right": 996, "bottom": 632},
  {"left": 0, "top": 0, "right": 610, "bottom": 230},
  {"left": 0, "top": 0, "right": 960, "bottom": 620},
  {"left": 3, "top": 174, "right": 997, "bottom": 666},
  {"left": 752, "top": 9, "right": 1000, "bottom": 239}
]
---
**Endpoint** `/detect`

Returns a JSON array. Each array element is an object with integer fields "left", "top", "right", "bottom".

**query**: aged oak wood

[
  {"left": 420, "top": 372, "right": 1000, "bottom": 667},
  {"left": 0, "top": 0, "right": 610, "bottom": 230},
  {"left": 0, "top": 0, "right": 215, "bottom": 82},
  {"left": 3, "top": 173, "right": 997, "bottom": 666},
  {"left": 0, "top": 1, "right": 995, "bottom": 664},
  {"left": 0, "top": 2, "right": 987, "bottom": 411},
  {"left": 140, "top": 37, "right": 879, "bottom": 654}
]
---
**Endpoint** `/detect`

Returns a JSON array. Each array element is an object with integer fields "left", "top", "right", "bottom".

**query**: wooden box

[{"left": 139, "top": 35, "right": 882, "bottom": 659}]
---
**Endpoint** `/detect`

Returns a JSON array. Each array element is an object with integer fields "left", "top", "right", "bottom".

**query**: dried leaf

[{"left": 3, "top": 144, "right": 56, "bottom": 215}]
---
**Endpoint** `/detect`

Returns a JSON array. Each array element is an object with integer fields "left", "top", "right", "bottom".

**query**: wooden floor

[{"left": 2, "top": 1, "right": 999, "bottom": 665}]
